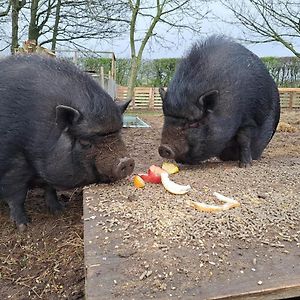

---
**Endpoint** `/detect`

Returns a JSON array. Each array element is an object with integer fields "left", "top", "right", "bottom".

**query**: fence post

[
  {"left": 73, "top": 50, "right": 78, "bottom": 65},
  {"left": 100, "top": 66, "right": 104, "bottom": 89},
  {"left": 132, "top": 87, "right": 136, "bottom": 109},
  {"left": 288, "top": 91, "right": 294, "bottom": 109},
  {"left": 149, "top": 88, "right": 154, "bottom": 109}
]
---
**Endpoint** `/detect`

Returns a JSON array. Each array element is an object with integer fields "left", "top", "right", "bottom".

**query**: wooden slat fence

[
  {"left": 117, "top": 86, "right": 162, "bottom": 109},
  {"left": 117, "top": 86, "right": 300, "bottom": 110},
  {"left": 278, "top": 88, "right": 300, "bottom": 109}
]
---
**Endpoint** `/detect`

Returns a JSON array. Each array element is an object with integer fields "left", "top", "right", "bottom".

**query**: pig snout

[
  {"left": 112, "top": 157, "right": 135, "bottom": 180},
  {"left": 158, "top": 144, "right": 176, "bottom": 159}
]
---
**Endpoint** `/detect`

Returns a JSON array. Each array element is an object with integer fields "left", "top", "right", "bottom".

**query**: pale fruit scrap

[
  {"left": 133, "top": 175, "right": 145, "bottom": 188},
  {"left": 213, "top": 192, "right": 240, "bottom": 208},
  {"left": 162, "top": 162, "right": 179, "bottom": 174},
  {"left": 161, "top": 172, "right": 191, "bottom": 195},
  {"left": 187, "top": 200, "right": 225, "bottom": 212},
  {"left": 187, "top": 192, "right": 240, "bottom": 213}
]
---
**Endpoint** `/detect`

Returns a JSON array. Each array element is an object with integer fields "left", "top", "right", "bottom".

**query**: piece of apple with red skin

[
  {"left": 139, "top": 165, "right": 166, "bottom": 184},
  {"left": 140, "top": 171, "right": 161, "bottom": 184}
]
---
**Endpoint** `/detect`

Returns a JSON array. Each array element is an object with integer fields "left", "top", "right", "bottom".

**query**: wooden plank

[
  {"left": 280, "top": 96, "right": 290, "bottom": 108},
  {"left": 289, "top": 92, "right": 294, "bottom": 109},
  {"left": 211, "top": 282, "right": 300, "bottom": 300},
  {"left": 293, "top": 93, "right": 300, "bottom": 108},
  {"left": 278, "top": 87, "right": 300, "bottom": 92},
  {"left": 84, "top": 186, "right": 300, "bottom": 300}
]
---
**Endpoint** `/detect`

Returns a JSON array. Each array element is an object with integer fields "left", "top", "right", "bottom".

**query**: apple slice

[
  {"left": 161, "top": 172, "right": 191, "bottom": 195},
  {"left": 139, "top": 165, "right": 167, "bottom": 184},
  {"left": 149, "top": 165, "right": 167, "bottom": 176},
  {"left": 140, "top": 170, "right": 161, "bottom": 184}
]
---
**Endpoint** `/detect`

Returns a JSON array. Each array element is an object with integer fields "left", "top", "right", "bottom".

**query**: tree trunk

[
  {"left": 10, "top": 0, "right": 26, "bottom": 54},
  {"left": 51, "top": 0, "right": 61, "bottom": 52},
  {"left": 126, "top": 0, "right": 140, "bottom": 100},
  {"left": 127, "top": 0, "right": 161, "bottom": 100},
  {"left": 28, "top": 0, "right": 39, "bottom": 42},
  {"left": 127, "top": 56, "right": 139, "bottom": 100}
]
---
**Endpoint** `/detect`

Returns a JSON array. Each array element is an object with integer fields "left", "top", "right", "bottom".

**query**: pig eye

[
  {"left": 184, "top": 121, "right": 200, "bottom": 129},
  {"left": 78, "top": 139, "right": 92, "bottom": 149},
  {"left": 188, "top": 121, "right": 200, "bottom": 128}
]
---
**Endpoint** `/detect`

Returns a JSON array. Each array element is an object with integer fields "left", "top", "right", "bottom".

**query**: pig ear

[
  {"left": 198, "top": 90, "right": 219, "bottom": 113},
  {"left": 159, "top": 87, "right": 167, "bottom": 100},
  {"left": 117, "top": 100, "right": 131, "bottom": 114},
  {"left": 56, "top": 105, "right": 81, "bottom": 130}
]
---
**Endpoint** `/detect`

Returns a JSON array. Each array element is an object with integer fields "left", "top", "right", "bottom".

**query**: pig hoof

[
  {"left": 18, "top": 223, "right": 27, "bottom": 232},
  {"left": 239, "top": 161, "right": 252, "bottom": 168},
  {"left": 10, "top": 214, "right": 29, "bottom": 226},
  {"left": 48, "top": 201, "right": 65, "bottom": 215}
]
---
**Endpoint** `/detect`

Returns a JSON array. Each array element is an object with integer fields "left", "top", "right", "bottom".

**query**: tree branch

[{"left": 0, "top": 1, "right": 11, "bottom": 17}]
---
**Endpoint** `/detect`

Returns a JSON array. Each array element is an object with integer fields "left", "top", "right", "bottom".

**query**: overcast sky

[
  {"left": 97, "top": 32, "right": 295, "bottom": 60},
  {"left": 1, "top": 2, "right": 298, "bottom": 59},
  {"left": 93, "top": 2, "right": 299, "bottom": 60}
]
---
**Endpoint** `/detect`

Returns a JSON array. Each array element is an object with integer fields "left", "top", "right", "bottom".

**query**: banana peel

[
  {"left": 187, "top": 192, "right": 240, "bottom": 212},
  {"left": 161, "top": 172, "right": 191, "bottom": 195}
]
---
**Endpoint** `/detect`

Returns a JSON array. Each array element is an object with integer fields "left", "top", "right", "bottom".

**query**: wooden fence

[
  {"left": 117, "top": 86, "right": 300, "bottom": 110},
  {"left": 117, "top": 86, "right": 163, "bottom": 109},
  {"left": 278, "top": 88, "right": 300, "bottom": 109}
]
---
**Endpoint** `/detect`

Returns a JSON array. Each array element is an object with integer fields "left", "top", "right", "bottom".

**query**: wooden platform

[{"left": 83, "top": 186, "right": 300, "bottom": 300}]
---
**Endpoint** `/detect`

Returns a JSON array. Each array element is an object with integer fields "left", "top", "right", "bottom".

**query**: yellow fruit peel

[{"left": 162, "top": 162, "right": 179, "bottom": 174}]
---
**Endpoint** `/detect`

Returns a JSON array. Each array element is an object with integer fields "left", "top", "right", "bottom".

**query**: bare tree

[
  {"left": 219, "top": 0, "right": 300, "bottom": 57},
  {"left": 1, "top": 0, "right": 56, "bottom": 52},
  {"left": 116, "top": 0, "right": 209, "bottom": 99},
  {"left": 42, "top": 1, "right": 128, "bottom": 49},
  {"left": 0, "top": 0, "right": 26, "bottom": 53},
  {"left": 27, "top": 0, "right": 57, "bottom": 42},
  {"left": 51, "top": 0, "right": 61, "bottom": 51},
  {"left": 0, "top": 0, "right": 10, "bottom": 17},
  {"left": 1, "top": 1, "right": 129, "bottom": 53},
  {"left": 10, "top": 0, "right": 26, "bottom": 52}
]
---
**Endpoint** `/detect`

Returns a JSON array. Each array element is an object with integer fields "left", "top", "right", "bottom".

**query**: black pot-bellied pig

[
  {"left": 0, "top": 54, "right": 134, "bottom": 231},
  {"left": 159, "top": 36, "right": 280, "bottom": 167}
]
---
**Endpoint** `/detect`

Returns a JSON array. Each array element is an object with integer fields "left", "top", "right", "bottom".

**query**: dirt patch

[
  {"left": 0, "top": 189, "right": 84, "bottom": 299},
  {"left": 1, "top": 109, "right": 299, "bottom": 299}
]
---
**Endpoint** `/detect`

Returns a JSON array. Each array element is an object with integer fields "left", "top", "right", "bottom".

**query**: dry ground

[{"left": 1, "top": 109, "right": 299, "bottom": 299}]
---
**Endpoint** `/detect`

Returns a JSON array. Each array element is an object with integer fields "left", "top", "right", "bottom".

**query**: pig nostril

[
  {"left": 113, "top": 157, "right": 135, "bottom": 180},
  {"left": 158, "top": 145, "right": 175, "bottom": 159}
]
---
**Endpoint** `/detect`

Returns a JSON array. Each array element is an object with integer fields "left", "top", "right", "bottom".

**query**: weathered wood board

[{"left": 84, "top": 186, "right": 300, "bottom": 300}]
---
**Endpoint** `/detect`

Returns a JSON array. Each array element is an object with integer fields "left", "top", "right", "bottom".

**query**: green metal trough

[{"left": 123, "top": 115, "right": 150, "bottom": 128}]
